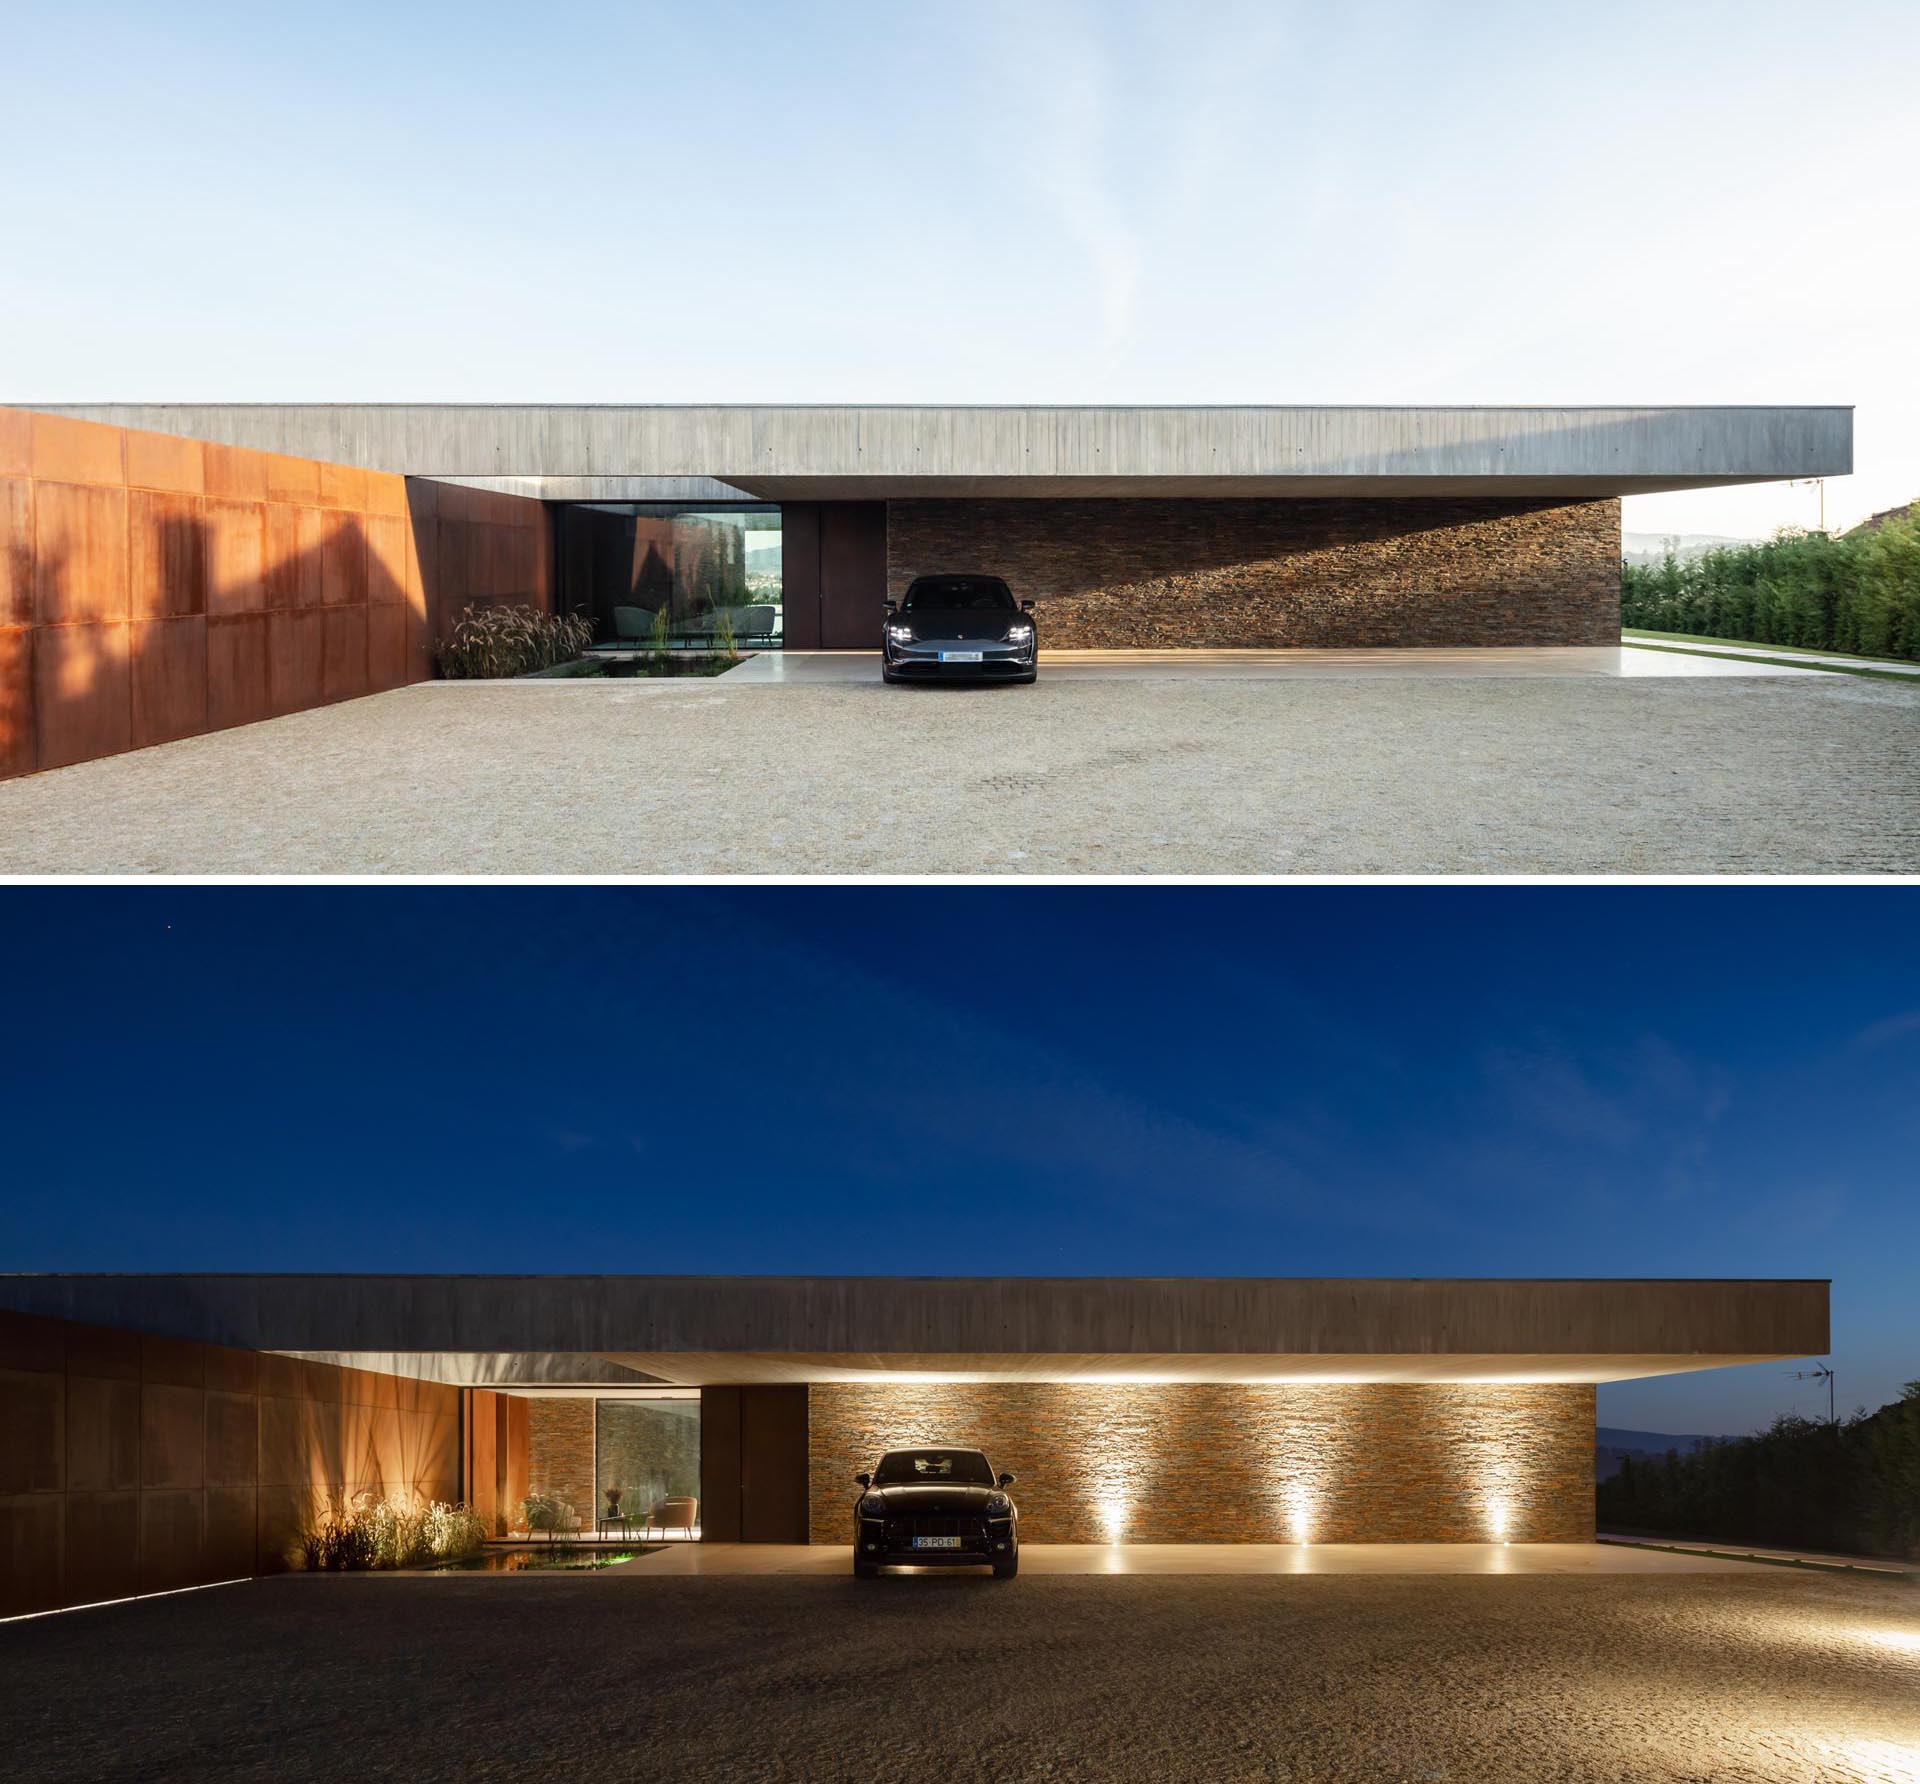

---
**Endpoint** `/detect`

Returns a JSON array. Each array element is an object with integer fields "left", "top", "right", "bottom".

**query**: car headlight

[
  {"left": 983, "top": 1493, "right": 1011, "bottom": 1515},
  {"left": 858, "top": 1496, "right": 888, "bottom": 1520},
  {"left": 1008, "top": 623, "right": 1033, "bottom": 641},
  {"left": 885, "top": 624, "right": 914, "bottom": 644}
]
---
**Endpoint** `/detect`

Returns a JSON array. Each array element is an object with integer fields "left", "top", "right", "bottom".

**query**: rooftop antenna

[{"left": 1787, "top": 1363, "right": 1836, "bottom": 1425}]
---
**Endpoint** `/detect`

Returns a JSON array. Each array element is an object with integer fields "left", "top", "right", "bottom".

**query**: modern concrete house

[
  {"left": 0, "top": 403, "right": 1849, "bottom": 775},
  {"left": 0, "top": 1275, "right": 1827, "bottom": 1613}
]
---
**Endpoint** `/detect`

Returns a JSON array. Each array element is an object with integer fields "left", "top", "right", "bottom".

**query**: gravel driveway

[
  {"left": 1, "top": 673, "right": 1916, "bottom": 874},
  {"left": 4, "top": 1571, "right": 1916, "bottom": 1782}
]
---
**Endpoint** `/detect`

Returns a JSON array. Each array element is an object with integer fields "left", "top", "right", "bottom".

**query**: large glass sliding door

[
  {"left": 595, "top": 1394, "right": 703, "bottom": 1538},
  {"left": 556, "top": 503, "right": 782, "bottom": 650}
]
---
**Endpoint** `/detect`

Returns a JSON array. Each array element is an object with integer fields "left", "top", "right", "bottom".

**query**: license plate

[
  {"left": 912, "top": 1535, "right": 963, "bottom": 1549},
  {"left": 939, "top": 650, "right": 984, "bottom": 663}
]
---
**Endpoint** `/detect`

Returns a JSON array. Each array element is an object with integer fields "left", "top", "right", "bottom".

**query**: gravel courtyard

[
  {"left": 2, "top": 671, "right": 1916, "bottom": 874},
  {"left": 4, "top": 1570, "right": 1917, "bottom": 1782}
]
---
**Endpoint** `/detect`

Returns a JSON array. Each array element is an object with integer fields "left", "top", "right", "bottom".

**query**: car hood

[
  {"left": 895, "top": 609, "right": 1024, "bottom": 642},
  {"left": 864, "top": 1482, "right": 1005, "bottom": 1515}
]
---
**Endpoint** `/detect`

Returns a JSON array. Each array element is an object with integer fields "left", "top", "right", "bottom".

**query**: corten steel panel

[
  {"left": 0, "top": 1312, "right": 67, "bottom": 1375},
  {"left": 207, "top": 613, "right": 270, "bottom": 732},
  {"left": 33, "top": 481, "right": 129, "bottom": 625},
  {"left": 131, "top": 617, "right": 209, "bottom": 748},
  {"left": 204, "top": 1391, "right": 258, "bottom": 1486},
  {"left": 64, "top": 1490, "right": 139, "bottom": 1605},
  {"left": 259, "top": 1393, "right": 343, "bottom": 1488},
  {"left": 141, "top": 1335, "right": 208, "bottom": 1390},
  {"left": 66, "top": 1375, "right": 141, "bottom": 1491},
  {"left": 1, "top": 476, "right": 30, "bottom": 624},
  {"left": 740, "top": 1385, "right": 809, "bottom": 1543},
  {"left": 699, "top": 1387, "right": 743, "bottom": 1543},
  {"left": 504, "top": 1397, "right": 529, "bottom": 1524},
  {"left": 31, "top": 412, "right": 123, "bottom": 486},
  {"left": 202, "top": 498, "right": 265, "bottom": 616},
  {"left": 267, "top": 609, "right": 323, "bottom": 715},
  {"left": 317, "top": 460, "right": 368, "bottom": 512},
  {"left": 0, "top": 1368, "right": 64, "bottom": 1491},
  {"left": 124, "top": 428, "right": 205, "bottom": 496},
  {"left": 205, "top": 1485, "right": 257, "bottom": 1580},
  {"left": 320, "top": 512, "right": 367, "bottom": 608},
  {"left": 202, "top": 442, "right": 268, "bottom": 503},
  {"left": 138, "top": 1488, "right": 205, "bottom": 1593},
  {"left": 141, "top": 1383, "right": 205, "bottom": 1490},
  {"left": 364, "top": 513, "right": 407, "bottom": 605},
  {"left": 0, "top": 1495, "right": 65, "bottom": 1617},
  {"left": 264, "top": 453, "right": 321, "bottom": 505},
  {"left": 255, "top": 1483, "right": 324, "bottom": 1574},
  {"left": 818, "top": 503, "right": 887, "bottom": 648},
  {"left": 35, "top": 622, "right": 130, "bottom": 769},
  {"left": 128, "top": 490, "right": 207, "bottom": 619},
  {"left": 321, "top": 606, "right": 368, "bottom": 702},
  {"left": 0, "top": 408, "right": 29, "bottom": 476},
  {"left": 0, "top": 626, "right": 31, "bottom": 778},
  {"left": 467, "top": 1390, "right": 498, "bottom": 1530},
  {"left": 202, "top": 1342, "right": 258, "bottom": 1397},
  {"left": 781, "top": 502, "right": 821, "bottom": 648},
  {"left": 255, "top": 1351, "right": 303, "bottom": 1400},
  {"left": 265, "top": 502, "right": 325, "bottom": 608},
  {"left": 367, "top": 471, "right": 408, "bottom": 517},
  {"left": 367, "top": 604, "right": 406, "bottom": 692},
  {"left": 63, "top": 1322, "right": 141, "bottom": 1381}
]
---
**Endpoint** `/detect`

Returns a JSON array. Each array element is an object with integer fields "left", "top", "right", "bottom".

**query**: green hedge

[
  {"left": 1597, "top": 1384, "right": 1920, "bottom": 1561},
  {"left": 1622, "top": 512, "right": 1920, "bottom": 661}
]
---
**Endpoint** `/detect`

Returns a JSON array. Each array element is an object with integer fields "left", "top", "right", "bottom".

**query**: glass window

[
  {"left": 902, "top": 576, "right": 1014, "bottom": 612},
  {"left": 595, "top": 1397, "right": 703, "bottom": 1536},
  {"left": 557, "top": 503, "right": 783, "bottom": 649}
]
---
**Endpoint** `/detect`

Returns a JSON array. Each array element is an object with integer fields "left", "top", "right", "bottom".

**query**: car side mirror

[
  {"left": 998, "top": 1472, "right": 1016, "bottom": 1488},
  {"left": 855, "top": 1472, "right": 872, "bottom": 1488},
  {"left": 1019, "top": 600, "right": 1034, "bottom": 612},
  {"left": 883, "top": 598, "right": 898, "bottom": 614}
]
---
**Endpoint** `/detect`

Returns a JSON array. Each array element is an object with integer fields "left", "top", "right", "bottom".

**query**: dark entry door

[
  {"left": 739, "top": 1386, "right": 809, "bottom": 1542},
  {"left": 817, "top": 503, "right": 888, "bottom": 649}
]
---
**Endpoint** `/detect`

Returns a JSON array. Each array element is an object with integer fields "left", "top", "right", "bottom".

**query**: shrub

[
  {"left": 520, "top": 1493, "right": 580, "bottom": 1537},
  {"left": 297, "top": 1492, "right": 490, "bottom": 1570},
  {"left": 437, "top": 603, "right": 595, "bottom": 679},
  {"left": 1622, "top": 511, "right": 1920, "bottom": 661}
]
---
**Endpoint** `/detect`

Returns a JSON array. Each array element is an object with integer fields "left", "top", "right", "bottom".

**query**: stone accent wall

[
  {"left": 525, "top": 1398, "right": 595, "bottom": 1529},
  {"left": 886, "top": 497, "right": 1621, "bottom": 648},
  {"left": 809, "top": 1382, "right": 1594, "bottom": 1544}
]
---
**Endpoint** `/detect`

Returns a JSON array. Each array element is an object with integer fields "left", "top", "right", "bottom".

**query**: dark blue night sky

[{"left": 3, "top": 887, "right": 1912, "bottom": 1436}]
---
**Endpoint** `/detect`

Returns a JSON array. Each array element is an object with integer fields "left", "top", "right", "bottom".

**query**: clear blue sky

[
  {"left": 3, "top": 1, "right": 1915, "bottom": 535},
  {"left": 2, "top": 887, "right": 1913, "bottom": 1437}
]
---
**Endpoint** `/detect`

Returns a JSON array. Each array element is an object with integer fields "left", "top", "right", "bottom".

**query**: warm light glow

[
  {"left": 1864, "top": 1629, "right": 1920, "bottom": 1656},
  {"left": 1284, "top": 1482, "right": 1314, "bottom": 1546},
  {"left": 1488, "top": 1501, "right": 1511, "bottom": 1544},
  {"left": 1829, "top": 1741, "right": 1920, "bottom": 1784},
  {"left": 1097, "top": 1498, "right": 1127, "bottom": 1543}
]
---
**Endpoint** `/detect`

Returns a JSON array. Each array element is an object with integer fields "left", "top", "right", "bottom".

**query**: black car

[
  {"left": 882, "top": 575, "right": 1036, "bottom": 684},
  {"left": 852, "top": 1447, "right": 1019, "bottom": 1578}
]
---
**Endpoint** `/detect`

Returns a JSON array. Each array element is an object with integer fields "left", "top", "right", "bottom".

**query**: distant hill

[
  {"left": 1622, "top": 533, "right": 1757, "bottom": 566},
  {"left": 1595, "top": 1426, "right": 1723, "bottom": 1482}
]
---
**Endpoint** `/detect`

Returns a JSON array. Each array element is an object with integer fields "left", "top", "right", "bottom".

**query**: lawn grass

[{"left": 1623, "top": 627, "right": 1920, "bottom": 668}]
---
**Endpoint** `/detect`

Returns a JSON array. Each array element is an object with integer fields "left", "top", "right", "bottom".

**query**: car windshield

[
  {"left": 902, "top": 577, "right": 1015, "bottom": 612},
  {"left": 872, "top": 1449, "right": 995, "bottom": 1486}
]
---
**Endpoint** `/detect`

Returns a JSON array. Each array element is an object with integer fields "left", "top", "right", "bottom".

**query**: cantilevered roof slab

[
  {"left": 32, "top": 404, "right": 1851, "bottom": 500},
  {"left": 0, "top": 1275, "right": 1829, "bottom": 1386}
]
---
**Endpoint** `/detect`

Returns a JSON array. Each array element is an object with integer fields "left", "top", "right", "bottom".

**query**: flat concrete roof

[
  {"left": 29, "top": 404, "right": 1851, "bottom": 499},
  {"left": 0, "top": 1275, "right": 1829, "bottom": 1386}
]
